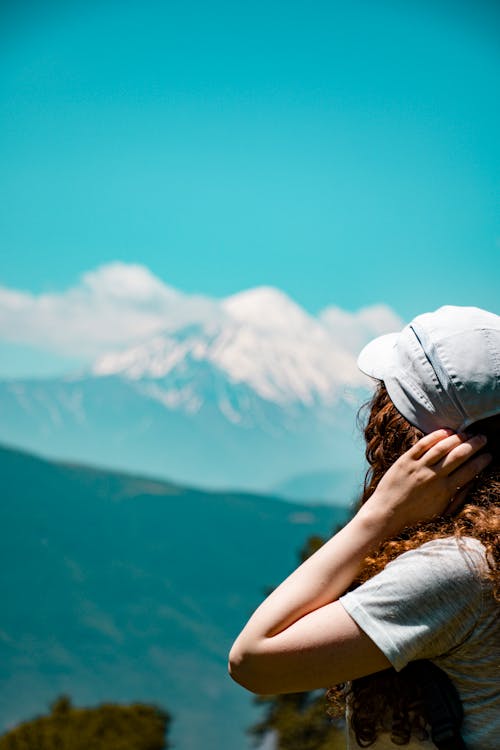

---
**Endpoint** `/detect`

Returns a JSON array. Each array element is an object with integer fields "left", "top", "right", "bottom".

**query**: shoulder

[
  {"left": 339, "top": 536, "right": 486, "bottom": 670},
  {"left": 343, "top": 535, "right": 485, "bottom": 610},
  {"left": 384, "top": 536, "right": 487, "bottom": 581},
  {"left": 369, "top": 535, "right": 487, "bottom": 607}
]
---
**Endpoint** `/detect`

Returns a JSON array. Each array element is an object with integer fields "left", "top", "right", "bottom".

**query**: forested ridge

[{"left": 0, "top": 443, "right": 347, "bottom": 750}]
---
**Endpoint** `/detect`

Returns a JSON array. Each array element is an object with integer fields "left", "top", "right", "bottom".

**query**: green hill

[{"left": 0, "top": 444, "right": 348, "bottom": 750}]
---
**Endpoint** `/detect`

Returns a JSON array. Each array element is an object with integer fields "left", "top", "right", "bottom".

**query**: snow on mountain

[{"left": 92, "top": 286, "right": 369, "bottom": 411}]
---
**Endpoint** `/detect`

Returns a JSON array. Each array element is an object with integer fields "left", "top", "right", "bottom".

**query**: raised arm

[{"left": 228, "top": 429, "right": 490, "bottom": 694}]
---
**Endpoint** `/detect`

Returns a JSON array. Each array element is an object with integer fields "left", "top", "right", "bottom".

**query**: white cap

[{"left": 357, "top": 305, "right": 500, "bottom": 434}]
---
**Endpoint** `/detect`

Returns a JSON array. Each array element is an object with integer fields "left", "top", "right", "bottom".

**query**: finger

[
  {"left": 420, "top": 432, "right": 468, "bottom": 466},
  {"left": 444, "top": 483, "right": 472, "bottom": 516},
  {"left": 437, "top": 434, "right": 487, "bottom": 474},
  {"left": 446, "top": 452, "right": 492, "bottom": 494},
  {"left": 408, "top": 429, "right": 455, "bottom": 460}
]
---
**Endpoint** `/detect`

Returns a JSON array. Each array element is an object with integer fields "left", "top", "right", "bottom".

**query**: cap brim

[{"left": 357, "top": 332, "right": 399, "bottom": 379}]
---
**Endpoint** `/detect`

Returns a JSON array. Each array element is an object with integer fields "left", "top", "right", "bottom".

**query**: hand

[{"left": 365, "top": 429, "right": 492, "bottom": 537}]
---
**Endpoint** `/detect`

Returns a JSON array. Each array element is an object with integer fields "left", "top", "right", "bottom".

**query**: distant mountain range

[
  {"left": 0, "top": 443, "right": 348, "bottom": 750},
  {"left": 0, "top": 284, "right": 401, "bottom": 501}
]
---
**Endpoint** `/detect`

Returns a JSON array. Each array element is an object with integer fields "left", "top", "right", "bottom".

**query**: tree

[
  {"left": 250, "top": 690, "right": 345, "bottom": 750},
  {"left": 0, "top": 695, "right": 171, "bottom": 750}
]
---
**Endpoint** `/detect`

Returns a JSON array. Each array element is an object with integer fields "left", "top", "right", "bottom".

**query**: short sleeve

[{"left": 339, "top": 537, "right": 485, "bottom": 672}]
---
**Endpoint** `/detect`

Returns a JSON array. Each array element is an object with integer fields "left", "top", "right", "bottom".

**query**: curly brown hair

[{"left": 326, "top": 382, "right": 500, "bottom": 746}]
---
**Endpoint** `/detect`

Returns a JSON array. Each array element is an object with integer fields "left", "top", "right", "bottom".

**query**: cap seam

[{"left": 410, "top": 323, "right": 468, "bottom": 423}]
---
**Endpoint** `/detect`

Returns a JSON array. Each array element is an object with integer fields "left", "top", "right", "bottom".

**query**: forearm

[{"left": 230, "top": 501, "right": 388, "bottom": 653}]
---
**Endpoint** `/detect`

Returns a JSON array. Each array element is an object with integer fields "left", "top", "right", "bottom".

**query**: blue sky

[{"left": 1, "top": 0, "right": 499, "bottom": 376}]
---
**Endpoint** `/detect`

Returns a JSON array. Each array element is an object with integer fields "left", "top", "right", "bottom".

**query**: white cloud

[
  {"left": 319, "top": 303, "right": 404, "bottom": 355},
  {"left": 81, "top": 263, "right": 178, "bottom": 303},
  {"left": 0, "top": 263, "right": 404, "bottom": 373},
  {"left": 0, "top": 262, "right": 221, "bottom": 358}
]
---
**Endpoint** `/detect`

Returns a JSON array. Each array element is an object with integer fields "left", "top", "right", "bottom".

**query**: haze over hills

[
  {"left": 0, "top": 264, "right": 402, "bottom": 500},
  {"left": 0, "top": 443, "right": 347, "bottom": 750}
]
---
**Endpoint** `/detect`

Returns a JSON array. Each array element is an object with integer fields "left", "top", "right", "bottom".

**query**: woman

[{"left": 228, "top": 305, "right": 499, "bottom": 748}]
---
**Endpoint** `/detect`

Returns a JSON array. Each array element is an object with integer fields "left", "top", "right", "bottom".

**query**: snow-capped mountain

[
  {"left": 0, "top": 269, "right": 404, "bottom": 501},
  {"left": 92, "top": 286, "right": 367, "bottom": 419}
]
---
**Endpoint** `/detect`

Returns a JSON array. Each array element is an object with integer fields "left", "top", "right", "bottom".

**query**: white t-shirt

[{"left": 339, "top": 537, "right": 499, "bottom": 749}]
